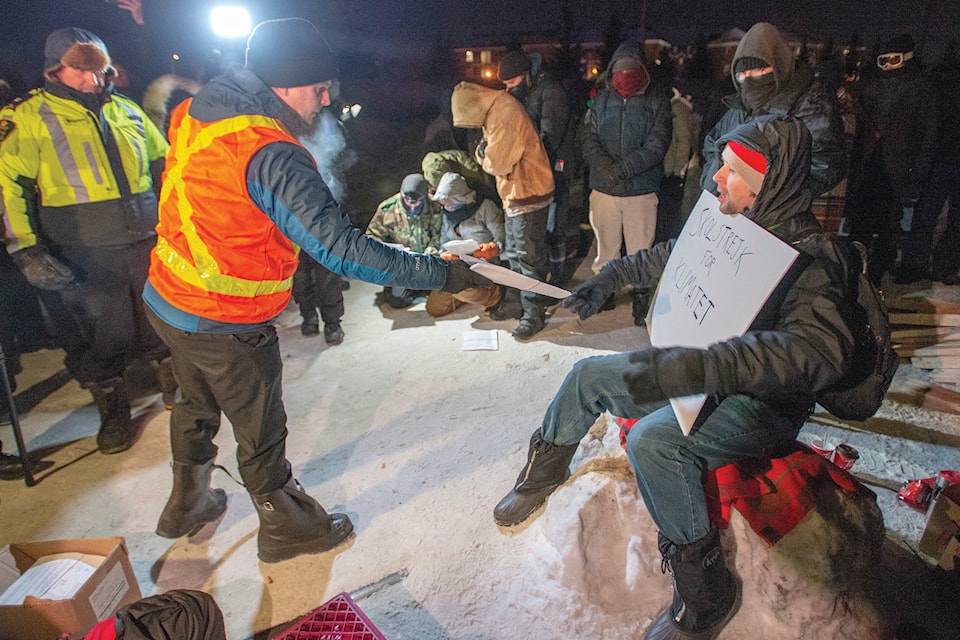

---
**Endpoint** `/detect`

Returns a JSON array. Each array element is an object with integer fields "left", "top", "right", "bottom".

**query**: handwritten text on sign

[{"left": 648, "top": 191, "right": 799, "bottom": 434}]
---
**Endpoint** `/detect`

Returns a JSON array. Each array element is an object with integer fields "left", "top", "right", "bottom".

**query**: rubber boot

[
  {"left": 300, "top": 305, "right": 320, "bottom": 336},
  {"left": 89, "top": 380, "right": 133, "bottom": 454},
  {"left": 152, "top": 356, "right": 179, "bottom": 410},
  {"left": 252, "top": 476, "right": 354, "bottom": 563},
  {"left": 644, "top": 528, "right": 741, "bottom": 640},
  {"left": 512, "top": 308, "right": 545, "bottom": 340},
  {"left": 493, "top": 429, "right": 579, "bottom": 526},
  {"left": 489, "top": 287, "right": 523, "bottom": 320},
  {"left": 156, "top": 460, "right": 228, "bottom": 538},
  {"left": 633, "top": 289, "right": 651, "bottom": 327}
]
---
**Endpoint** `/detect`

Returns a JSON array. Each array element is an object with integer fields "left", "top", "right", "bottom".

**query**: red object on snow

[
  {"left": 271, "top": 592, "right": 386, "bottom": 640},
  {"left": 83, "top": 618, "right": 117, "bottom": 640},
  {"left": 614, "top": 417, "right": 870, "bottom": 546}
]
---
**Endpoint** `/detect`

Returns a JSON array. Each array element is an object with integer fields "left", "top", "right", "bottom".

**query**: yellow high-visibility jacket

[{"left": 0, "top": 84, "right": 169, "bottom": 252}]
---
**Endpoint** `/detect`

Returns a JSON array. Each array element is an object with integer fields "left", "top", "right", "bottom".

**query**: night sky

[{"left": 1, "top": 0, "right": 958, "bottom": 93}]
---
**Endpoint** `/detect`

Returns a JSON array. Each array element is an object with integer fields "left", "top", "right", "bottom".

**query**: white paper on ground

[
  {"left": 460, "top": 255, "right": 570, "bottom": 299},
  {"left": 462, "top": 330, "right": 499, "bottom": 351}
]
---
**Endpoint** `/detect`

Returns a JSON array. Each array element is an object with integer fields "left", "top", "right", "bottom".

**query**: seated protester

[
  {"left": 365, "top": 173, "right": 443, "bottom": 308},
  {"left": 493, "top": 117, "right": 857, "bottom": 640},
  {"left": 426, "top": 172, "right": 504, "bottom": 317}
]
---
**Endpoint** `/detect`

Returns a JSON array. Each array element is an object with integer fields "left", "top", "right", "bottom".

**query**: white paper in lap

[{"left": 648, "top": 191, "right": 799, "bottom": 434}]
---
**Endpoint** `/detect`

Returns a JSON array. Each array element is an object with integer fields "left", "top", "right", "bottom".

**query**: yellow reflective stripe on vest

[{"left": 160, "top": 114, "right": 292, "bottom": 298}]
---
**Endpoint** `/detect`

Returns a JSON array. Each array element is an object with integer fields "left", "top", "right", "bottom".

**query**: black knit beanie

[
  {"left": 245, "top": 18, "right": 338, "bottom": 88},
  {"left": 734, "top": 56, "right": 770, "bottom": 77},
  {"left": 498, "top": 52, "right": 531, "bottom": 81}
]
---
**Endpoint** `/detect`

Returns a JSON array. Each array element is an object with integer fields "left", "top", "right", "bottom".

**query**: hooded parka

[{"left": 701, "top": 23, "right": 845, "bottom": 198}]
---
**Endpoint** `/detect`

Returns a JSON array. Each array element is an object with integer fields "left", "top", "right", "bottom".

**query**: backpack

[{"left": 816, "top": 240, "right": 900, "bottom": 421}]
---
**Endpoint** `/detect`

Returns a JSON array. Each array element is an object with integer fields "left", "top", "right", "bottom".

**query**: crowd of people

[{"left": 0, "top": 14, "right": 957, "bottom": 640}]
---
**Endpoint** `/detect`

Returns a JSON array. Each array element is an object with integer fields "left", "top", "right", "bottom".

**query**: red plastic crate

[{"left": 271, "top": 592, "right": 387, "bottom": 640}]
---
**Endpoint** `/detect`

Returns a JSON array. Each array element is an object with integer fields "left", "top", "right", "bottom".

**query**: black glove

[
  {"left": 441, "top": 259, "right": 495, "bottom": 293},
  {"left": 623, "top": 348, "right": 706, "bottom": 405},
  {"left": 11, "top": 246, "right": 76, "bottom": 291},
  {"left": 562, "top": 267, "right": 619, "bottom": 320}
]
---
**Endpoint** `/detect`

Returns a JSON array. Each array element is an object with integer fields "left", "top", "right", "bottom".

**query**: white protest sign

[{"left": 648, "top": 190, "right": 799, "bottom": 434}]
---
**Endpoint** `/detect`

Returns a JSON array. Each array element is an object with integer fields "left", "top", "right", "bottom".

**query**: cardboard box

[
  {"left": 0, "top": 537, "right": 142, "bottom": 640},
  {"left": 919, "top": 482, "right": 960, "bottom": 567}
]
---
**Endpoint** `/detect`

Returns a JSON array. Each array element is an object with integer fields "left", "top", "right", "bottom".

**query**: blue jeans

[{"left": 540, "top": 352, "right": 806, "bottom": 544}]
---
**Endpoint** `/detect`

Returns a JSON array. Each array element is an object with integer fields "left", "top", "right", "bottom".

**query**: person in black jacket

[
  {"left": 499, "top": 51, "right": 574, "bottom": 285},
  {"left": 494, "top": 116, "right": 856, "bottom": 640},
  {"left": 581, "top": 42, "right": 672, "bottom": 325},
  {"left": 701, "top": 22, "right": 845, "bottom": 200},
  {"left": 847, "top": 34, "right": 939, "bottom": 284}
]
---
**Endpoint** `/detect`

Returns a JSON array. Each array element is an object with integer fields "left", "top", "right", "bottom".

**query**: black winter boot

[
  {"left": 89, "top": 380, "right": 133, "bottom": 454},
  {"left": 152, "top": 356, "right": 179, "bottom": 410},
  {"left": 493, "top": 429, "right": 579, "bottom": 526},
  {"left": 300, "top": 305, "right": 320, "bottom": 336},
  {"left": 156, "top": 460, "right": 228, "bottom": 538},
  {"left": 644, "top": 528, "right": 741, "bottom": 640},
  {"left": 632, "top": 289, "right": 650, "bottom": 327},
  {"left": 489, "top": 287, "right": 523, "bottom": 320},
  {"left": 252, "top": 476, "right": 354, "bottom": 563}
]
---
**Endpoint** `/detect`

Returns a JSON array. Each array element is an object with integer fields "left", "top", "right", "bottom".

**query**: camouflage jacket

[{"left": 365, "top": 193, "right": 443, "bottom": 255}]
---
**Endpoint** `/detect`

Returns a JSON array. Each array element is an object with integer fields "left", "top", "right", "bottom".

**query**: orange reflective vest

[{"left": 148, "top": 100, "right": 304, "bottom": 324}]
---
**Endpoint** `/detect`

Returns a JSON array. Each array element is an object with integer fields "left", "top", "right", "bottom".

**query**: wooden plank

[
  {"left": 919, "top": 385, "right": 960, "bottom": 414},
  {"left": 911, "top": 356, "right": 960, "bottom": 369},
  {"left": 886, "top": 296, "right": 960, "bottom": 315},
  {"left": 890, "top": 313, "right": 960, "bottom": 327},
  {"left": 897, "top": 344, "right": 960, "bottom": 357},
  {"left": 891, "top": 327, "right": 960, "bottom": 341}
]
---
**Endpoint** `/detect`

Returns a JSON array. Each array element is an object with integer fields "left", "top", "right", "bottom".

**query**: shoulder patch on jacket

[{"left": 0, "top": 118, "right": 15, "bottom": 144}]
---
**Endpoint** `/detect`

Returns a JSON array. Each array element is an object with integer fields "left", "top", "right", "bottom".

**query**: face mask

[
  {"left": 443, "top": 202, "right": 465, "bottom": 212},
  {"left": 611, "top": 70, "right": 645, "bottom": 98},
  {"left": 739, "top": 74, "right": 778, "bottom": 112},
  {"left": 402, "top": 193, "right": 425, "bottom": 217}
]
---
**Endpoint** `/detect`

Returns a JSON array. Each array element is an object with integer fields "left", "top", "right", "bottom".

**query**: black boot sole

[
  {"left": 258, "top": 513, "right": 355, "bottom": 563},
  {"left": 156, "top": 489, "right": 228, "bottom": 538}
]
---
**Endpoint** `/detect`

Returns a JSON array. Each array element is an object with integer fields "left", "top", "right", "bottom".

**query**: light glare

[{"left": 210, "top": 6, "right": 252, "bottom": 39}]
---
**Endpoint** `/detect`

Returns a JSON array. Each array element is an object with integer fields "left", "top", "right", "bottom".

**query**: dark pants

[
  {"left": 291, "top": 254, "right": 344, "bottom": 326},
  {"left": 901, "top": 162, "right": 960, "bottom": 280},
  {"left": 844, "top": 161, "right": 902, "bottom": 284},
  {"left": 504, "top": 205, "right": 550, "bottom": 319},
  {"left": 42, "top": 239, "right": 168, "bottom": 385},
  {"left": 146, "top": 308, "right": 289, "bottom": 494}
]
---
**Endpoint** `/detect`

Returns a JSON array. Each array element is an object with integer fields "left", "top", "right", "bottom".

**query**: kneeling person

[{"left": 426, "top": 172, "right": 504, "bottom": 316}]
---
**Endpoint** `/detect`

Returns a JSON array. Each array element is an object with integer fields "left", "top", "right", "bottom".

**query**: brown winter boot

[
  {"left": 156, "top": 460, "right": 228, "bottom": 538},
  {"left": 493, "top": 429, "right": 579, "bottom": 526},
  {"left": 251, "top": 476, "right": 354, "bottom": 563}
]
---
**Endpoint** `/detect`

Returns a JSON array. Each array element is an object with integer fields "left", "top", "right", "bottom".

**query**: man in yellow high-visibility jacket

[{"left": 0, "top": 27, "right": 176, "bottom": 454}]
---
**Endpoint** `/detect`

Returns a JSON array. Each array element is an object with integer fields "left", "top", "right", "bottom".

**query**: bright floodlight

[{"left": 211, "top": 6, "right": 252, "bottom": 39}]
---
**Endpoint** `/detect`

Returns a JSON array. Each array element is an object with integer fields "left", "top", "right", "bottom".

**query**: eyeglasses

[
  {"left": 402, "top": 192, "right": 425, "bottom": 205},
  {"left": 877, "top": 51, "right": 913, "bottom": 70}
]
